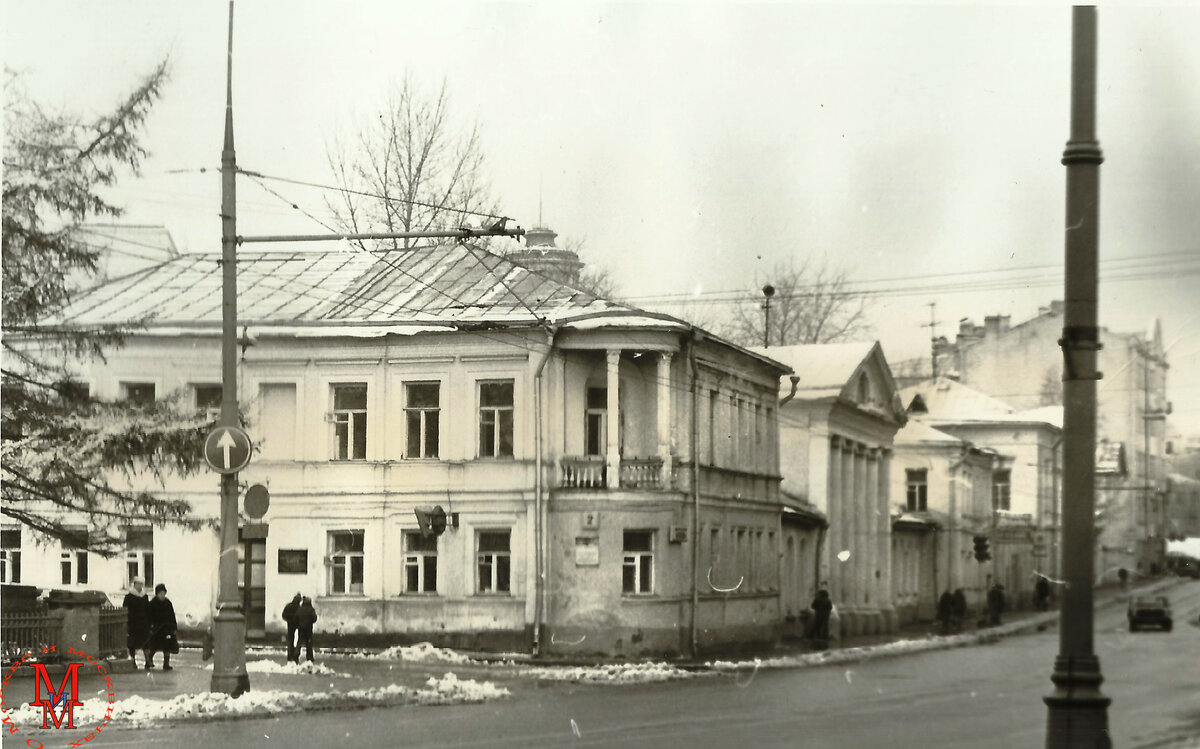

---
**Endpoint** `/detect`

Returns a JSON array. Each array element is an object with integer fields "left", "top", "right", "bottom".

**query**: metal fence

[
  {"left": 1, "top": 606, "right": 64, "bottom": 662},
  {"left": 98, "top": 603, "right": 127, "bottom": 658}
]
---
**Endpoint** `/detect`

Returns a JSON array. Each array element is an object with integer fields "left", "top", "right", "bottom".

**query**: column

[
  {"left": 606, "top": 349, "right": 621, "bottom": 488},
  {"left": 865, "top": 447, "right": 880, "bottom": 633},
  {"left": 878, "top": 448, "right": 896, "bottom": 631},
  {"left": 827, "top": 436, "right": 842, "bottom": 600},
  {"left": 841, "top": 440, "right": 857, "bottom": 633},
  {"left": 656, "top": 352, "right": 674, "bottom": 486}
]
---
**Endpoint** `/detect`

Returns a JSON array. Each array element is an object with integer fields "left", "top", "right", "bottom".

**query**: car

[{"left": 1127, "top": 595, "right": 1173, "bottom": 632}]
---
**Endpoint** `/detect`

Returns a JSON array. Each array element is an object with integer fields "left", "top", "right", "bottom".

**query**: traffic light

[
  {"left": 973, "top": 535, "right": 991, "bottom": 562},
  {"left": 414, "top": 505, "right": 448, "bottom": 536}
]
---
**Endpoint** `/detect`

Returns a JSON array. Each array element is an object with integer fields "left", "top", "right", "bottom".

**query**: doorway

[{"left": 237, "top": 529, "right": 267, "bottom": 638}]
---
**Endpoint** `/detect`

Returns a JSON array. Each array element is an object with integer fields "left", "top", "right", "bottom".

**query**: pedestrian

[
  {"left": 809, "top": 589, "right": 833, "bottom": 647},
  {"left": 296, "top": 596, "right": 318, "bottom": 663},
  {"left": 951, "top": 588, "right": 967, "bottom": 632},
  {"left": 146, "top": 583, "right": 178, "bottom": 671},
  {"left": 937, "top": 590, "right": 954, "bottom": 635},
  {"left": 1035, "top": 575, "right": 1051, "bottom": 612},
  {"left": 282, "top": 593, "right": 301, "bottom": 663},
  {"left": 1118, "top": 567, "right": 1129, "bottom": 589},
  {"left": 987, "top": 583, "right": 1006, "bottom": 626},
  {"left": 121, "top": 577, "right": 151, "bottom": 667}
]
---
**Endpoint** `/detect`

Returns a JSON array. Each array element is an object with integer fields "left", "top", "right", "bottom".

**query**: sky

[{"left": 4, "top": 1, "right": 1199, "bottom": 428}]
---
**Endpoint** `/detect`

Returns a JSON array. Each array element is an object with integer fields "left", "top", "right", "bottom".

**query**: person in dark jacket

[
  {"left": 1034, "top": 575, "right": 1052, "bottom": 612},
  {"left": 809, "top": 589, "right": 833, "bottom": 645},
  {"left": 951, "top": 588, "right": 968, "bottom": 632},
  {"left": 146, "top": 583, "right": 178, "bottom": 671},
  {"left": 122, "top": 577, "right": 152, "bottom": 667},
  {"left": 937, "top": 590, "right": 955, "bottom": 635},
  {"left": 295, "top": 597, "right": 318, "bottom": 663},
  {"left": 987, "top": 583, "right": 1006, "bottom": 626},
  {"left": 282, "top": 593, "right": 302, "bottom": 663}
]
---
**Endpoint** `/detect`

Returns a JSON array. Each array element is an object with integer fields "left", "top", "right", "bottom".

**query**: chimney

[
  {"left": 1049, "top": 300, "right": 1065, "bottom": 315},
  {"left": 984, "top": 315, "right": 1002, "bottom": 337},
  {"left": 505, "top": 225, "right": 585, "bottom": 285}
]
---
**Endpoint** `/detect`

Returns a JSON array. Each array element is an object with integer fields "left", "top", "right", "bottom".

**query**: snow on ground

[
  {"left": 0, "top": 673, "right": 509, "bottom": 728},
  {"left": 201, "top": 659, "right": 349, "bottom": 677},
  {"left": 519, "top": 661, "right": 700, "bottom": 684},
  {"left": 350, "top": 641, "right": 473, "bottom": 664}
]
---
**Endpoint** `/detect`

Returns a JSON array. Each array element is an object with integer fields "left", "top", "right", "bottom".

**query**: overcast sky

[{"left": 5, "top": 2, "right": 1199, "bottom": 427}]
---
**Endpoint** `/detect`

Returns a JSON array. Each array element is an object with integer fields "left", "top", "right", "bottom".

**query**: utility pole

[
  {"left": 211, "top": 0, "right": 250, "bottom": 697},
  {"left": 923, "top": 301, "right": 940, "bottom": 378},
  {"left": 761, "top": 284, "right": 775, "bottom": 348},
  {"left": 1044, "top": 6, "right": 1110, "bottom": 748}
]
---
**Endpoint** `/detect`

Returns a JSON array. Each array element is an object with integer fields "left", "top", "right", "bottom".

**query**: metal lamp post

[
  {"left": 1043, "top": 6, "right": 1110, "bottom": 747},
  {"left": 761, "top": 284, "right": 775, "bottom": 348}
]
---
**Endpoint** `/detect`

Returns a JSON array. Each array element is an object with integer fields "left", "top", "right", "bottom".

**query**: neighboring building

[
  {"left": 901, "top": 378, "right": 1062, "bottom": 601},
  {"left": 779, "top": 498, "right": 827, "bottom": 639},
  {"left": 1165, "top": 473, "right": 1200, "bottom": 541},
  {"left": 891, "top": 420, "right": 1000, "bottom": 623},
  {"left": 5, "top": 237, "right": 792, "bottom": 657},
  {"left": 761, "top": 342, "right": 907, "bottom": 636},
  {"left": 931, "top": 302, "right": 1170, "bottom": 575}
]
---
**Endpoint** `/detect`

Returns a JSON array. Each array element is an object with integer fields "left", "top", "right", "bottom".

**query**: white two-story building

[{"left": 5, "top": 237, "right": 792, "bottom": 657}]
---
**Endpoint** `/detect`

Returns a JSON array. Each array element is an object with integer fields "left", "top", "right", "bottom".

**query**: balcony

[{"left": 559, "top": 456, "right": 664, "bottom": 490}]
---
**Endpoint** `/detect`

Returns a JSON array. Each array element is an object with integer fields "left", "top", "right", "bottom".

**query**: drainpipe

[
  {"left": 532, "top": 327, "right": 556, "bottom": 656},
  {"left": 1051, "top": 435, "right": 1064, "bottom": 579},
  {"left": 688, "top": 330, "right": 702, "bottom": 656},
  {"left": 779, "top": 375, "right": 800, "bottom": 407}
]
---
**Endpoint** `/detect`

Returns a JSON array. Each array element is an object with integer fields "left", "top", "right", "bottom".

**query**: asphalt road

[{"left": 96, "top": 580, "right": 1200, "bottom": 749}]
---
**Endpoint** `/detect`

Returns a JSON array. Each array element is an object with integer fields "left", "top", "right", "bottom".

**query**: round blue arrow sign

[{"left": 204, "top": 425, "right": 253, "bottom": 474}]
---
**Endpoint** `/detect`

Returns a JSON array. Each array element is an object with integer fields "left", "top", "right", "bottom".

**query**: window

[
  {"left": 857, "top": 373, "right": 870, "bottom": 404},
  {"left": 403, "top": 532, "right": 438, "bottom": 593},
  {"left": 992, "top": 469, "right": 1012, "bottom": 511},
  {"left": 585, "top": 387, "right": 607, "bottom": 456},
  {"left": 120, "top": 382, "right": 155, "bottom": 406},
  {"left": 124, "top": 527, "right": 154, "bottom": 588},
  {"left": 729, "top": 394, "right": 739, "bottom": 464},
  {"left": 330, "top": 384, "right": 368, "bottom": 460},
  {"left": 707, "top": 390, "right": 718, "bottom": 465},
  {"left": 1, "top": 529, "right": 21, "bottom": 584},
  {"left": 327, "top": 531, "right": 364, "bottom": 595},
  {"left": 60, "top": 529, "right": 89, "bottom": 585},
  {"left": 404, "top": 383, "right": 440, "bottom": 459},
  {"left": 478, "top": 381, "right": 514, "bottom": 458},
  {"left": 622, "top": 531, "right": 654, "bottom": 595},
  {"left": 194, "top": 384, "right": 222, "bottom": 421},
  {"left": 906, "top": 469, "right": 928, "bottom": 512},
  {"left": 477, "top": 531, "right": 511, "bottom": 594}
]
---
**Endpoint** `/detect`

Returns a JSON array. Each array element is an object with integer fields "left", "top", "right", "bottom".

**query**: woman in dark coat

[
  {"left": 282, "top": 593, "right": 302, "bottom": 663},
  {"left": 146, "top": 583, "right": 178, "bottom": 671},
  {"left": 295, "top": 597, "right": 318, "bottom": 664},
  {"left": 122, "top": 577, "right": 151, "bottom": 667},
  {"left": 809, "top": 589, "right": 833, "bottom": 643}
]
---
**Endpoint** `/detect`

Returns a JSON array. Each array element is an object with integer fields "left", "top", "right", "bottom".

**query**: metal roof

[{"left": 57, "top": 242, "right": 633, "bottom": 332}]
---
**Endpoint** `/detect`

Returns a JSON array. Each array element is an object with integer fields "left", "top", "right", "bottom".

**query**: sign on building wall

[
  {"left": 278, "top": 549, "right": 308, "bottom": 574},
  {"left": 574, "top": 536, "right": 599, "bottom": 566}
]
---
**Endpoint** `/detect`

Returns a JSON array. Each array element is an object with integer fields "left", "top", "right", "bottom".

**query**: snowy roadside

[
  {"left": 518, "top": 661, "right": 704, "bottom": 684},
  {"left": 0, "top": 673, "right": 509, "bottom": 728}
]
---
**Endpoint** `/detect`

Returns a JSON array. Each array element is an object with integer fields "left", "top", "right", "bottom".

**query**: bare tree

[
  {"left": 726, "top": 257, "right": 870, "bottom": 347},
  {"left": 559, "top": 235, "right": 619, "bottom": 299},
  {"left": 327, "top": 75, "right": 497, "bottom": 249}
]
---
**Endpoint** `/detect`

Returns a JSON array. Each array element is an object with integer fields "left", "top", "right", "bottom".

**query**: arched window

[{"left": 857, "top": 373, "right": 870, "bottom": 403}]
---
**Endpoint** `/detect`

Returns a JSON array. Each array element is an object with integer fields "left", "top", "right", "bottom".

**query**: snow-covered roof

[
  {"left": 894, "top": 419, "right": 965, "bottom": 446},
  {"left": 900, "top": 378, "right": 1061, "bottom": 429},
  {"left": 753, "top": 342, "right": 876, "bottom": 396},
  {"left": 55, "top": 242, "right": 662, "bottom": 334}
]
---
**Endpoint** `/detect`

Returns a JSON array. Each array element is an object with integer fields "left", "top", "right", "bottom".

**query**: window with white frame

[
  {"left": 478, "top": 381, "right": 514, "bottom": 458},
  {"left": 1, "top": 528, "right": 21, "bottom": 584},
  {"left": 585, "top": 387, "right": 607, "bottom": 457},
  {"left": 60, "top": 530, "right": 89, "bottom": 585},
  {"left": 403, "top": 532, "right": 438, "bottom": 593},
  {"left": 120, "top": 382, "right": 155, "bottom": 406},
  {"left": 404, "top": 382, "right": 440, "bottom": 459},
  {"left": 906, "top": 469, "right": 928, "bottom": 512},
  {"left": 992, "top": 469, "right": 1012, "bottom": 511},
  {"left": 327, "top": 530, "right": 364, "bottom": 595},
  {"left": 193, "top": 384, "right": 222, "bottom": 422},
  {"left": 477, "top": 530, "right": 511, "bottom": 594},
  {"left": 622, "top": 530, "right": 654, "bottom": 595},
  {"left": 329, "top": 384, "right": 368, "bottom": 461},
  {"left": 124, "top": 527, "right": 154, "bottom": 587}
]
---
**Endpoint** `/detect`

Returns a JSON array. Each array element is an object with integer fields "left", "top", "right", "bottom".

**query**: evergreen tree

[{"left": 2, "top": 62, "right": 209, "bottom": 555}]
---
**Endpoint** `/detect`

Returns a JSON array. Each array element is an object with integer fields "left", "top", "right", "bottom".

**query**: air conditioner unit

[{"left": 669, "top": 526, "right": 688, "bottom": 544}]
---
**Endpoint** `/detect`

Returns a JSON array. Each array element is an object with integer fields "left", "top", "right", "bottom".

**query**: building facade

[
  {"left": 5, "top": 240, "right": 791, "bottom": 657},
  {"left": 764, "top": 342, "right": 907, "bottom": 637}
]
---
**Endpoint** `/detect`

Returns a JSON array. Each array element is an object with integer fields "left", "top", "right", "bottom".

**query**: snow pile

[
  {"left": 521, "top": 662, "right": 697, "bottom": 684},
  {"left": 241, "top": 660, "right": 347, "bottom": 677},
  {"left": 370, "top": 642, "right": 471, "bottom": 664},
  {"left": 0, "top": 673, "right": 508, "bottom": 727}
]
